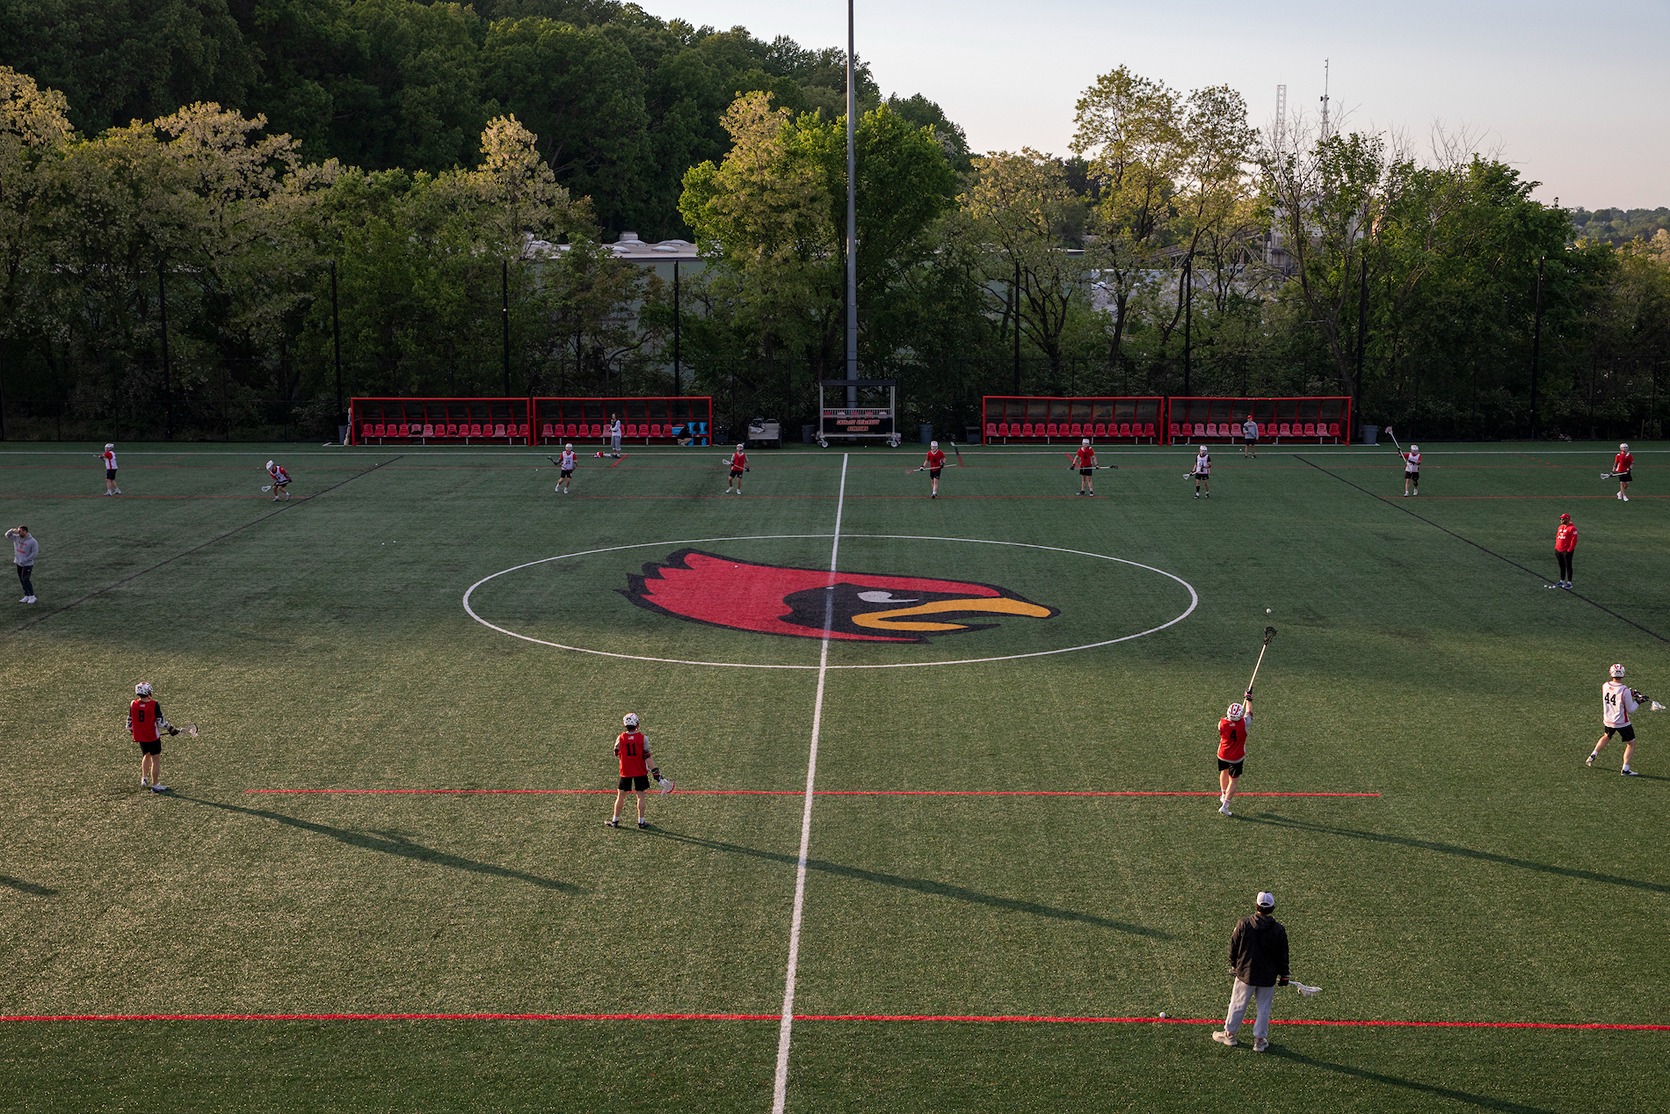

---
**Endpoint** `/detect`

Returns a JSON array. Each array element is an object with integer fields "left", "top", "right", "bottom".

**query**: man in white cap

[{"left": 1212, "top": 891, "right": 1291, "bottom": 1053}]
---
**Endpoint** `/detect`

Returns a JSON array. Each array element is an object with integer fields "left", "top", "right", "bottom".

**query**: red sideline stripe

[
  {"left": 2, "top": 1012, "right": 1664, "bottom": 1031},
  {"left": 243, "top": 788, "right": 1380, "bottom": 798}
]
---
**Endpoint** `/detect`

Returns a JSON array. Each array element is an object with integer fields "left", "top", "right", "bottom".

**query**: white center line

[{"left": 771, "top": 453, "right": 848, "bottom": 1113}]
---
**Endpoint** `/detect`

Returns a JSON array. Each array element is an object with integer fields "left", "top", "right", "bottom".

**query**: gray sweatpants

[{"left": 1225, "top": 978, "right": 1276, "bottom": 1040}]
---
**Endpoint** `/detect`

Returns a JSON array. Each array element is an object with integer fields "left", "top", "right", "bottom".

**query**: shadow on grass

[
  {"left": 175, "top": 794, "right": 580, "bottom": 893},
  {"left": 655, "top": 830, "right": 1170, "bottom": 938},
  {"left": 1269, "top": 1046, "right": 1556, "bottom": 1114},
  {"left": 1242, "top": 813, "right": 1670, "bottom": 895},
  {"left": 0, "top": 876, "right": 56, "bottom": 896}
]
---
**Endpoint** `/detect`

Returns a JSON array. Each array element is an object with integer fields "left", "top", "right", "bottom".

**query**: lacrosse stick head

[
  {"left": 1293, "top": 982, "right": 1322, "bottom": 997},
  {"left": 181, "top": 723, "right": 199, "bottom": 737},
  {"left": 1653, "top": 701, "right": 1667, "bottom": 713},
  {"left": 1262, "top": 625, "right": 1277, "bottom": 645},
  {"left": 657, "top": 776, "right": 675, "bottom": 795}
]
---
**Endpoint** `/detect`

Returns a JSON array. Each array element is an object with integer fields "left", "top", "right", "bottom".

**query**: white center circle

[{"left": 462, "top": 533, "right": 1199, "bottom": 670}]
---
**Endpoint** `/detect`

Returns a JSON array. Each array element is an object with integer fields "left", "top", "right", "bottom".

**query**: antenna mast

[
  {"left": 1319, "top": 59, "right": 1331, "bottom": 140},
  {"left": 1273, "top": 84, "right": 1287, "bottom": 154}
]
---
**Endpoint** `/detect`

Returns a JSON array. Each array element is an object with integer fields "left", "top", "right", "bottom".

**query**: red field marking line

[
  {"left": 3, "top": 1012, "right": 1664, "bottom": 1032},
  {"left": 244, "top": 787, "right": 1381, "bottom": 799}
]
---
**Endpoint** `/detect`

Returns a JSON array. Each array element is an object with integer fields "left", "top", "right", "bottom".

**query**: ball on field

[
  {"left": 1158, "top": 1011, "right": 1169, "bottom": 1018},
  {"left": 1265, "top": 608, "right": 1272, "bottom": 614}
]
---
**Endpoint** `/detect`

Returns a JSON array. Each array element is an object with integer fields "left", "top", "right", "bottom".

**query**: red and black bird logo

[{"left": 623, "top": 549, "right": 1058, "bottom": 643}]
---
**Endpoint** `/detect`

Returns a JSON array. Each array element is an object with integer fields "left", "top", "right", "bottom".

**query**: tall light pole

[{"left": 844, "top": 0, "right": 858, "bottom": 408}]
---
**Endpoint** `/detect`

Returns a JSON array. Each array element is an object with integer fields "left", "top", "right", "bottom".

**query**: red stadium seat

[
  {"left": 1044, "top": 423, "right": 1059, "bottom": 439},
  {"left": 465, "top": 423, "right": 479, "bottom": 438},
  {"left": 985, "top": 423, "right": 998, "bottom": 442},
  {"left": 1020, "top": 423, "right": 1035, "bottom": 438},
  {"left": 1142, "top": 422, "right": 1157, "bottom": 441},
  {"left": 1192, "top": 423, "right": 1206, "bottom": 438},
  {"left": 1303, "top": 422, "right": 1317, "bottom": 438},
  {"left": 1168, "top": 423, "right": 1181, "bottom": 442},
  {"left": 1327, "top": 422, "right": 1341, "bottom": 441},
  {"left": 1068, "top": 423, "right": 1082, "bottom": 437},
  {"left": 420, "top": 424, "right": 433, "bottom": 439},
  {"left": 360, "top": 423, "right": 375, "bottom": 442},
  {"left": 490, "top": 423, "right": 505, "bottom": 438},
  {"left": 1205, "top": 423, "right": 1219, "bottom": 438},
  {"left": 541, "top": 423, "right": 555, "bottom": 440},
  {"left": 997, "top": 422, "right": 1011, "bottom": 438},
  {"left": 1110, "top": 422, "right": 1125, "bottom": 439},
  {"left": 1278, "top": 423, "right": 1292, "bottom": 438}
]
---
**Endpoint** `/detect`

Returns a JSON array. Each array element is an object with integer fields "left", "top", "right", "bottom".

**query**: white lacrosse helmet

[
  {"left": 1227, "top": 702, "right": 1245, "bottom": 721},
  {"left": 1610, "top": 663, "right": 1626, "bottom": 679},
  {"left": 135, "top": 682, "right": 152, "bottom": 696},
  {"left": 622, "top": 712, "right": 640, "bottom": 728},
  {"left": 1081, "top": 438, "right": 1090, "bottom": 447},
  {"left": 931, "top": 440, "right": 939, "bottom": 449},
  {"left": 105, "top": 443, "right": 115, "bottom": 450},
  {"left": 564, "top": 443, "right": 573, "bottom": 451},
  {"left": 736, "top": 444, "right": 745, "bottom": 452},
  {"left": 1198, "top": 445, "right": 1208, "bottom": 455},
  {"left": 266, "top": 460, "right": 275, "bottom": 470},
  {"left": 1410, "top": 444, "right": 1419, "bottom": 453}
]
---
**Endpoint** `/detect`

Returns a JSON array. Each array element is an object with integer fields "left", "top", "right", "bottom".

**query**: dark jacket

[{"left": 1228, "top": 912, "right": 1290, "bottom": 987}]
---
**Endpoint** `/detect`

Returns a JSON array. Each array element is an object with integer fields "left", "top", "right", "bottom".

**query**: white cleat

[{"left": 1211, "top": 1031, "right": 1237, "bottom": 1047}]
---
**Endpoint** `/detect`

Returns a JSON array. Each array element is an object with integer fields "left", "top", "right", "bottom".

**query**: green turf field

[{"left": 2, "top": 438, "right": 1667, "bottom": 1112}]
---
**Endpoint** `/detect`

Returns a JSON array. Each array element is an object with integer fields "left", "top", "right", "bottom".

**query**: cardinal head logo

[{"left": 622, "top": 549, "right": 1058, "bottom": 643}]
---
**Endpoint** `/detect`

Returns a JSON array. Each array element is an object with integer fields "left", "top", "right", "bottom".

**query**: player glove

[
  {"left": 1277, "top": 975, "right": 1289, "bottom": 987},
  {"left": 167, "top": 726, "right": 179, "bottom": 736},
  {"left": 649, "top": 767, "right": 661, "bottom": 782},
  {"left": 1244, "top": 689, "right": 1253, "bottom": 699}
]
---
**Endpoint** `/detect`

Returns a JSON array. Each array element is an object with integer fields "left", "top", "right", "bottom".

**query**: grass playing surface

[{"left": 2, "top": 439, "right": 1667, "bottom": 1112}]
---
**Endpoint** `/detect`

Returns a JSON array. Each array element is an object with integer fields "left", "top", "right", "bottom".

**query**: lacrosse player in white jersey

[
  {"left": 1589, "top": 663, "right": 1644, "bottom": 775},
  {"left": 1190, "top": 446, "right": 1212, "bottom": 498},
  {"left": 556, "top": 443, "right": 577, "bottom": 494}
]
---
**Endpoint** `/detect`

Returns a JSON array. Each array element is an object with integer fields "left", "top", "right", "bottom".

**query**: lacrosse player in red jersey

[
  {"left": 1612, "top": 443, "right": 1633, "bottom": 501},
  {"left": 608, "top": 712, "right": 664, "bottom": 830},
  {"left": 128, "top": 682, "right": 177, "bottom": 792},
  {"left": 1217, "top": 693, "right": 1253, "bottom": 815},
  {"left": 1072, "top": 438, "right": 1097, "bottom": 496},
  {"left": 1589, "top": 664, "right": 1645, "bottom": 775},
  {"left": 1552, "top": 513, "right": 1577, "bottom": 590},
  {"left": 924, "top": 440, "right": 947, "bottom": 498},
  {"left": 725, "top": 444, "right": 748, "bottom": 495}
]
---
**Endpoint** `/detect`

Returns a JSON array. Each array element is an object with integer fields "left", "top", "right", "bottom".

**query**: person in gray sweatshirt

[{"left": 7, "top": 525, "right": 38, "bottom": 604}]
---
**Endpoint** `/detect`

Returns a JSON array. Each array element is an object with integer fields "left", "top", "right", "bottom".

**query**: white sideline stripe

[{"left": 772, "top": 454, "right": 847, "bottom": 1114}]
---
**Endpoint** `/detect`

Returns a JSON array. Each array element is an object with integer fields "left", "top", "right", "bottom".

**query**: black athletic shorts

[
  {"left": 1217, "top": 758, "right": 1244, "bottom": 776},
  {"left": 1603, "top": 724, "right": 1636, "bottom": 742},
  {"left": 138, "top": 739, "right": 163, "bottom": 756},
  {"left": 1616, "top": 470, "right": 1633, "bottom": 483},
  {"left": 560, "top": 468, "right": 573, "bottom": 478},
  {"left": 730, "top": 469, "right": 743, "bottom": 478},
  {"left": 1406, "top": 470, "right": 1420, "bottom": 483},
  {"left": 618, "top": 774, "right": 649, "bottom": 791},
  {"left": 1080, "top": 468, "right": 1094, "bottom": 476},
  {"left": 928, "top": 468, "right": 942, "bottom": 479},
  {"left": 106, "top": 468, "right": 118, "bottom": 480}
]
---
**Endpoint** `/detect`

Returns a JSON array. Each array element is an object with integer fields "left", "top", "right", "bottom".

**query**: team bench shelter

[
  {"left": 981, "top": 396, "right": 1352, "bottom": 444},
  {"left": 351, "top": 397, "right": 714, "bottom": 446}
]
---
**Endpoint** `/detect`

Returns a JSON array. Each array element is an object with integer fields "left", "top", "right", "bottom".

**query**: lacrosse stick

[
  {"left": 1601, "top": 471, "right": 1620, "bottom": 480},
  {"left": 907, "top": 465, "right": 928, "bottom": 475},
  {"left": 649, "top": 766, "right": 675, "bottom": 794},
  {"left": 1245, "top": 626, "right": 1277, "bottom": 694},
  {"left": 160, "top": 720, "right": 199, "bottom": 738},
  {"left": 1630, "top": 689, "right": 1668, "bottom": 713},
  {"left": 260, "top": 485, "right": 273, "bottom": 492},
  {"left": 1290, "top": 980, "right": 1322, "bottom": 997},
  {"left": 1384, "top": 426, "right": 1402, "bottom": 452},
  {"left": 547, "top": 456, "right": 563, "bottom": 466}
]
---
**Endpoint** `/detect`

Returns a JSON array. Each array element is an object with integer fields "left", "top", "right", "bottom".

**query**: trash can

[
  {"left": 920, "top": 423, "right": 934, "bottom": 445},
  {"left": 802, "top": 423, "right": 818, "bottom": 444},
  {"left": 965, "top": 425, "right": 982, "bottom": 445},
  {"left": 1360, "top": 424, "right": 1379, "bottom": 445}
]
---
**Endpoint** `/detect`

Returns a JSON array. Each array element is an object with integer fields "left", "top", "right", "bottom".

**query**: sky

[{"left": 644, "top": 0, "right": 1669, "bottom": 211}]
